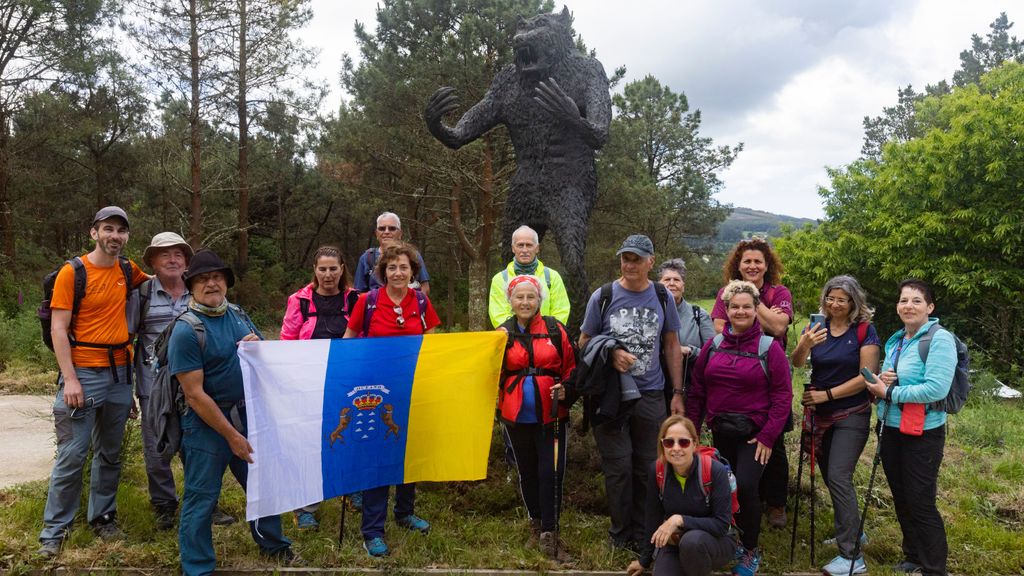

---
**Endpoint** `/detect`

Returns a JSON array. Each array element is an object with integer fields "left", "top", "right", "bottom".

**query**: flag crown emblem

[{"left": 354, "top": 393, "right": 384, "bottom": 410}]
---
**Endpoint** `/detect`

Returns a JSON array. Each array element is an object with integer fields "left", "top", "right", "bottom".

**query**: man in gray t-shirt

[{"left": 579, "top": 234, "right": 683, "bottom": 550}]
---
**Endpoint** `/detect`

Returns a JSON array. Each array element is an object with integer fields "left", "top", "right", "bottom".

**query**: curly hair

[
  {"left": 310, "top": 245, "right": 349, "bottom": 292},
  {"left": 375, "top": 243, "right": 422, "bottom": 285},
  {"left": 656, "top": 415, "right": 700, "bottom": 463},
  {"left": 819, "top": 275, "right": 873, "bottom": 324},
  {"left": 720, "top": 279, "right": 761, "bottom": 307},
  {"left": 657, "top": 258, "right": 688, "bottom": 281},
  {"left": 722, "top": 238, "right": 783, "bottom": 286}
]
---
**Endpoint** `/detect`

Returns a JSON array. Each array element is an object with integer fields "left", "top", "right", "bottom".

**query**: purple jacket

[{"left": 685, "top": 319, "right": 792, "bottom": 447}]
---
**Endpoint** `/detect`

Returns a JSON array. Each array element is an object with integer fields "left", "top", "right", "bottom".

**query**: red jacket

[{"left": 498, "top": 314, "right": 576, "bottom": 425}]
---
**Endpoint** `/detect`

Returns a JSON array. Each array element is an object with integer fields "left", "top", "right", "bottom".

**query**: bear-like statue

[{"left": 425, "top": 6, "right": 612, "bottom": 332}]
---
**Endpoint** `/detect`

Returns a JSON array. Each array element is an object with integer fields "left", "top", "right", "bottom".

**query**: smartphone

[
  {"left": 809, "top": 313, "right": 825, "bottom": 327},
  {"left": 900, "top": 403, "right": 925, "bottom": 436},
  {"left": 860, "top": 367, "right": 877, "bottom": 383}
]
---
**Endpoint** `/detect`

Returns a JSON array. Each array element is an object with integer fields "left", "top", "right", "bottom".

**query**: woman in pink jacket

[{"left": 279, "top": 245, "right": 358, "bottom": 528}]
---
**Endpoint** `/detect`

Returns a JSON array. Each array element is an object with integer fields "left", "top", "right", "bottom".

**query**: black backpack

[
  {"left": 146, "top": 310, "right": 205, "bottom": 462},
  {"left": 917, "top": 323, "right": 971, "bottom": 414},
  {"left": 38, "top": 255, "right": 133, "bottom": 351}
]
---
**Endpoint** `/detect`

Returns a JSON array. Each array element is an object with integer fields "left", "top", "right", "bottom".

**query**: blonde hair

[{"left": 721, "top": 279, "right": 760, "bottom": 307}]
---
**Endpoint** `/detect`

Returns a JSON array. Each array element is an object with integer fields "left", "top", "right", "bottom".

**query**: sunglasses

[
  {"left": 394, "top": 305, "right": 405, "bottom": 327},
  {"left": 70, "top": 397, "right": 96, "bottom": 420},
  {"left": 661, "top": 437, "right": 693, "bottom": 449},
  {"left": 377, "top": 226, "right": 399, "bottom": 232}
]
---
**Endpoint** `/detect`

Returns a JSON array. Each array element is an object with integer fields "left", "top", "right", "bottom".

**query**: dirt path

[{"left": 0, "top": 395, "right": 55, "bottom": 490}]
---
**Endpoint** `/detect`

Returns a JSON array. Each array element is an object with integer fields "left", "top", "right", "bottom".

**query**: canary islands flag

[{"left": 238, "top": 332, "right": 506, "bottom": 520}]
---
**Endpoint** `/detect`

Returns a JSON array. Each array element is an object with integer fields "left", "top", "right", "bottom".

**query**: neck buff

[
  {"left": 513, "top": 258, "right": 539, "bottom": 276},
  {"left": 189, "top": 296, "right": 229, "bottom": 317}
]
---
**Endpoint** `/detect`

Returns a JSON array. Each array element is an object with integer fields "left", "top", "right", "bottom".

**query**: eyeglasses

[
  {"left": 377, "top": 226, "right": 399, "bottom": 232},
  {"left": 394, "top": 305, "right": 405, "bottom": 327},
  {"left": 825, "top": 296, "right": 850, "bottom": 306},
  {"left": 661, "top": 437, "right": 693, "bottom": 449},
  {"left": 70, "top": 397, "right": 95, "bottom": 420}
]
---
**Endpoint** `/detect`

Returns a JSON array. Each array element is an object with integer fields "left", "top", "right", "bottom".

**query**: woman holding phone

[
  {"left": 791, "top": 275, "right": 880, "bottom": 576},
  {"left": 863, "top": 279, "right": 957, "bottom": 576}
]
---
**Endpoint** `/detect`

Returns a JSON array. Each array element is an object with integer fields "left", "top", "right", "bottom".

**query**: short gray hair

[
  {"left": 819, "top": 275, "right": 874, "bottom": 323},
  {"left": 376, "top": 211, "right": 401, "bottom": 229},
  {"left": 512, "top": 225, "right": 539, "bottom": 245},
  {"left": 721, "top": 279, "right": 760, "bottom": 307},
  {"left": 658, "top": 258, "right": 687, "bottom": 281}
]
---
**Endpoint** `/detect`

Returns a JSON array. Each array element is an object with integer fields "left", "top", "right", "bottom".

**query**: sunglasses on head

[
  {"left": 661, "top": 437, "right": 693, "bottom": 449},
  {"left": 377, "top": 225, "right": 399, "bottom": 232}
]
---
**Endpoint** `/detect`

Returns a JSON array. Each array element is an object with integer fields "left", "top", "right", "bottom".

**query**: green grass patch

[{"left": 2, "top": 365, "right": 1023, "bottom": 573}]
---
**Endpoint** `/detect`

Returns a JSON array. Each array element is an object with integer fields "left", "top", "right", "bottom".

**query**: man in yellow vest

[{"left": 488, "top": 225, "right": 570, "bottom": 327}]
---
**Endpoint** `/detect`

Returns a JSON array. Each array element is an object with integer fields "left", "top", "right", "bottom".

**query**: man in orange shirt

[{"left": 37, "top": 207, "right": 149, "bottom": 558}]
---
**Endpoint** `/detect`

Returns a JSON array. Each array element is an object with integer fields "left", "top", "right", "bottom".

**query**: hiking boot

[
  {"left": 211, "top": 507, "right": 236, "bottom": 526},
  {"left": 396, "top": 514, "right": 430, "bottom": 533},
  {"left": 155, "top": 504, "right": 177, "bottom": 531},
  {"left": 263, "top": 547, "right": 305, "bottom": 567},
  {"left": 92, "top": 517, "right": 124, "bottom": 541},
  {"left": 295, "top": 511, "right": 319, "bottom": 530},
  {"left": 527, "top": 518, "right": 542, "bottom": 546},
  {"left": 539, "top": 531, "right": 574, "bottom": 564},
  {"left": 766, "top": 505, "right": 787, "bottom": 528},
  {"left": 363, "top": 536, "right": 389, "bottom": 557},
  {"left": 731, "top": 547, "right": 761, "bottom": 576},
  {"left": 35, "top": 539, "right": 62, "bottom": 559},
  {"left": 348, "top": 491, "right": 363, "bottom": 511},
  {"left": 823, "top": 554, "right": 867, "bottom": 576},
  {"left": 893, "top": 559, "right": 923, "bottom": 573}
]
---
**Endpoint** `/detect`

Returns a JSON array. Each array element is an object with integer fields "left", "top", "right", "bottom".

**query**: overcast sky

[{"left": 303, "top": 1, "right": 1012, "bottom": 219}]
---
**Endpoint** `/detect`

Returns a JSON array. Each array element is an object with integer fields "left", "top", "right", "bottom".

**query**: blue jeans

[
  {"left": 40, "top": 366, "right": 133, "bottom": 542},
  {"left": 179, "top": 409, "right": 290, "bottom": 576},
  {"left": 360, "top": 483, "right": 416, "bottom": 540}
]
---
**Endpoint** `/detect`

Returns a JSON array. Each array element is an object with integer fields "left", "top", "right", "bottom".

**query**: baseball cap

[
  {"left": 92, "top": 206, "right": 129, "bottom": 228},
  {"left": 616, "top": 234, "right": 654, "bottom": 257}
]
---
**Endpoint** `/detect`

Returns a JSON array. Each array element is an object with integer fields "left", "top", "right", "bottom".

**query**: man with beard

[{"left": 37, "top": 206, "right": 149, "bottom": 557}]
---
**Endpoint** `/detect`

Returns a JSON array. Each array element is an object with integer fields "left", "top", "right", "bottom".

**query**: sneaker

[
  {"left": 823, "top": 554, "right": 867, "bottom": 576},
  {"left": 893, "top": 559, "right": 923, "bottom": 573},
  {"left": 539, "top": 531, "right": 574, "bottom": 564},
  {"left": 295, "top": 511, "right": 319, "bottom": 530},
  {"left": 396, "top": 513, "right": 430, "bottom": 533},
  {"left": 211, "top": 507, "right": 236, "bottom": 526},
  {"left": 263, "top": 547, "right": 305, "bottom": 567},
  {"left": 823, "top": 532, "right": 869, "bottom": 547},
  {"left": 732, "top": 547, "right": 761, "bottom": 576},
  {"left": 363, "top": 536, "right": 389, "bottom": 557},
  {"left": 609, "top": 536, "right": 640, "bottom": 553},
  {"left": 93, "top": 519, "right": 124, "bottom": 541},
  {"left": 35, "top": 539, "right": 61, "bottom": 559},
  {"left": 766, "top": 505, "right": 787, "bottom": 528},
  {"left": 349, "top": 491, "right": 363, "bottom": 511}
]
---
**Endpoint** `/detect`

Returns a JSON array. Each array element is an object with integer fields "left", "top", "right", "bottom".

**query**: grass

[{"left": 1, "top": 344, "right": 1022, "bottom": 573}]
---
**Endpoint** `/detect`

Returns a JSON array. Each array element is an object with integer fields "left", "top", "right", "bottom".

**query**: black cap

[
  {"left": 92, "top": 206, "right": 129, "bottom": 228},
  {"left": 182, "top": 249, "right": 235, "bottom": 289},
  {"left": 616, "top": 234, "right": 654, "bottom": 257}
]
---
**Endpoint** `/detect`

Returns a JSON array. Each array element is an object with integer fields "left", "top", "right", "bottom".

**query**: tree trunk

[
  {"left": 187, "top": 0, "right": 203, "bottom": 246},
  {"left": 0, "top": 111, "right": 13, "bottom": 261},
  {"left": 236, "top": 0, "right": 249, "bottom": 274}
]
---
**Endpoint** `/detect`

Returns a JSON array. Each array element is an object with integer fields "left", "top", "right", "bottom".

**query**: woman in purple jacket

[{"left": 686, "top": 280, "right": 792, "bottom": 576}]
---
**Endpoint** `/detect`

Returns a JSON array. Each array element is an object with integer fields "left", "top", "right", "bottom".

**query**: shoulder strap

[
  {"left": 756, "top": 335, "right": 773, "bottom": 379},
  {"left": 917, "top": 323, "right": 941, "bottom": 363},
  {"left": 653, "top": 281, "right": 670, "bottom": 316},
  {"left": 598, "top": 282, "right": 614, "bottom": 318},
  {"left": 415, "top": 289, "right": 428, "bottom": 331},
  {"left": 501, "top": 268, "right": 509, "bottom": 284},
  {"left": 299, "top": 297, "right": 312, "bottom": 321},
  {"left": 543, "top": 316, "right": 566, "bottom": 365},
  {"left": 655, "top": 459, "right": 666, "bottom": 500},
  {"left": 544, "top": 267, "right": 551, "bottom": 289},
  {"left": 345, "top": 289, "right": 359, "bottom": 316},
  {"left": 69, "top": 257, "right": 87, "bottom": 330},
  {"left": 692, "top": 305, "right": 705, "bottom": 345},
  {"left": 365, "top": 247, "right": 377, "bottom": 273},
  {"left": 699, "top": 450, "right": 714, "bottom": 504},
  {"left": 857, "top": 322, "right": 869, "bottom": 345},
  {"left": 362, "top": 288, "right": 380, "bottom": 336},
  {"left": 137, "top": 278, "right": 154, "bottom": 335},
  {"left": 179, "top": 311, "right": 207, "bottom": 352},
  {"left": 119, "top": 256, "right": 132, "bottom": 301}
]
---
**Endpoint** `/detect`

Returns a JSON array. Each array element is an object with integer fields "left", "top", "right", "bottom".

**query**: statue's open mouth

[{"left": 515, "top": 44, "right": 538, "bottom": 69}]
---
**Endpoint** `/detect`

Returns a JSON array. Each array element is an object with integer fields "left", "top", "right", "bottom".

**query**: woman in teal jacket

[{"left": 865, "top": 279, "right": 956, "bottom": 576}]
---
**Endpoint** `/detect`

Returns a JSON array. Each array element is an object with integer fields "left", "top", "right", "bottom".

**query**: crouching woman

[{"left": 627, "top": 416, "right": 737, "bottom": 576}]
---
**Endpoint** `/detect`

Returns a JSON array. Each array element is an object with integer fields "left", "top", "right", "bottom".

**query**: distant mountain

[{"left": 715, "top": 207, "right": 817, "bottom": 245}]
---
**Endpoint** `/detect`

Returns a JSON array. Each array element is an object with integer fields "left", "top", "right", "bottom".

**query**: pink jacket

[{"left": 280, "top": 284, "right": 356, "bottom": 340}]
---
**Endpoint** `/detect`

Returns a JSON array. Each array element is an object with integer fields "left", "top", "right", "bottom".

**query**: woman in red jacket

[{"left": 497, "top": 275, "right": 576, "bottom": 562}]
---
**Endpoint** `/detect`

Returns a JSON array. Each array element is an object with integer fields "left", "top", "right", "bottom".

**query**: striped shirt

[{"left": 132, "top": 277, "right": 190, "bottom": 397}]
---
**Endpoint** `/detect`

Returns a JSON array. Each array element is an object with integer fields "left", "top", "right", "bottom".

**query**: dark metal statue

[{"left": 425, "top": 5, "right": 612, "bottom": 332}]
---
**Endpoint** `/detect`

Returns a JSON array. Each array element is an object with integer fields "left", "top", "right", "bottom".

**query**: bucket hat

[
  {"left": 143, "top": 232, "right": 194, "bottom": 267},
  {"left": 182, "top": 249, "right": 235, "bottom": 289}
]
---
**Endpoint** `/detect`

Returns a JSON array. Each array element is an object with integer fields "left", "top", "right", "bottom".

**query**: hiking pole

[
  {"left": 789, "top": 405, "right": 809, "bottom": 562},
  {"left": 809, "top": 410, "right": 817, "bottom": 567},
  {"left": 551, "top": 386, "right": 562, "bottom": 561},
  {"left": 849, "top": 398, "right": 891, "bottom": 576},
  {"left": 338, "top": 495, "right": 346, "bottom": 545}
]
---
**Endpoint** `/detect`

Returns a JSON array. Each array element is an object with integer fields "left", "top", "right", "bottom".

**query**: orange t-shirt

[{"left": 51, "top": 254, "right": 149, "bottom": 367}]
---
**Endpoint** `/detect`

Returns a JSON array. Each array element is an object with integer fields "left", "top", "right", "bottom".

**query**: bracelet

[
  {"left": 673, "top": 389, "right": 685, "bottom": 396},
  {"left": 826, "top": 389, "right": 834, "bottom": 401}
]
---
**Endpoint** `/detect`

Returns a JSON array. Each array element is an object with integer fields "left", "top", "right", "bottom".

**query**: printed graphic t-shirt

[{"left": 581, "top": 281, "right": 680, "bottom": 392}]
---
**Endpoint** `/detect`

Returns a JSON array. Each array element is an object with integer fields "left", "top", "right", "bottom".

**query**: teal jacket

[{"left": 877, "top": 317, "right": 957, "bottom": 430}]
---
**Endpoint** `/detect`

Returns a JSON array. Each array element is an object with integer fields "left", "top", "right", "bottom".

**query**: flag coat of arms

[{"left": 238, "top": 332, "right": 506, "bottom": 520}]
